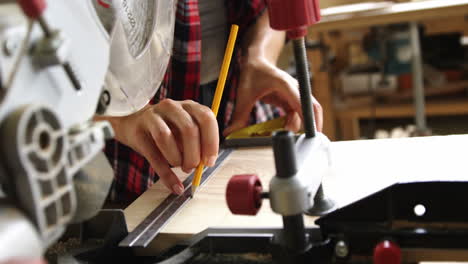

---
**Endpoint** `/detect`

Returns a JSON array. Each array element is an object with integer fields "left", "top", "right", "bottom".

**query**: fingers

[
  {"left": 276, "top": 71, "right": 302, "bottom": 116},
  {"left": 223, "top": 95, "right": 256, "bottom": 138},
  {"left": 159, "top": 100, "right": 201, "bottom": 173},
  {"left": 148, "top": 114, "right": 182, "bottom": 167},
  {"left": 285, "top": 95, "right": 323, "bottom": 133},
  {"left": 284, "top": 111, "right": 301, "bottom": 132},
  {"left": 182, "top": 101, "right": 219, "bottom": 167},
  {"left": 116, "top": 99, "right": 220, "bottom": 195},
  {"left": 223, "top": 63, "right": 258, "bottom": 137},
  {"left": 269, "top": 71, "right": 324, "bottom": 133},
  {"left": 138, "top": 133, "right": 184, "bottom": 195},
  {"left": 312, "top": 96, "right": 323, "bottom": 132},
  {"left": 225, "top": 56, "right": 324, "bottom": 138}
]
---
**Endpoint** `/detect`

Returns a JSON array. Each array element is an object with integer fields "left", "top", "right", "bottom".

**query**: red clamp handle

[
  {"left": 17, "top": 0, "right": 46, "bottom": 19},
  {"left": 226, "top": 174, "right": 263, "bottom": 216},
  {"left": 267, "top": 0, "right": 321, "bottom": 39}
]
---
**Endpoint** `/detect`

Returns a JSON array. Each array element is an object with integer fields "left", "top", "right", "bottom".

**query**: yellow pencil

[{"left": 191, "top": 24, "right": 239, "bottom": 197}]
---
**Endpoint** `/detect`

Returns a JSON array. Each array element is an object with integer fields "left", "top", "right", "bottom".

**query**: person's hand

[
  {"left": 223, "top": 56, "right": 323, "bottom": 137},
  {"left": 108, "top": 99, "right": 219, "bottom": 195}
]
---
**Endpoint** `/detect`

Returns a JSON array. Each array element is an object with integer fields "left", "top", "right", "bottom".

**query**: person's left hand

[{"left": 223, "top": 56, "right": 323, "bottom": 137}]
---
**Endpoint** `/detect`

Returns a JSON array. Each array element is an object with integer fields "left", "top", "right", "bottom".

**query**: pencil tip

[{"left": 191, "top": 185, "right": 197, "bottom": 198}]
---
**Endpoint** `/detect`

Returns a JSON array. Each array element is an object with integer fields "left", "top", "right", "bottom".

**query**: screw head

[
  {"left": 3, "top": 36, "right": 21, "bottom": 56},
  {"left": 335, "top": 240, "right": 349, "bottom": 258}
]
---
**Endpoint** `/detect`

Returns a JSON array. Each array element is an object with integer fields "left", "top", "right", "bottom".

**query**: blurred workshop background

[{"left": 277, "top": 0, "right": 468, "bottom": 140}]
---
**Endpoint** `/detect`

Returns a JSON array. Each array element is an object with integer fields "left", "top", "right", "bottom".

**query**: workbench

[
  {"left": 307, "top": 0, "right": 468, "bottom": 140},
  {"left": 124, "top": 134, "right": 468, "bottom": 257}
]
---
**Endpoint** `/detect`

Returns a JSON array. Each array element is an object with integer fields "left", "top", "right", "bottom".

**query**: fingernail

[
  {"left": 206, "top": 155, "right": 217, "bottom": 167},
  {"left": 172, "top": 184, "right": 184, "bottom": 195},
  {"left": 183, "top": 167, "right": 194, "bottom": 174}
]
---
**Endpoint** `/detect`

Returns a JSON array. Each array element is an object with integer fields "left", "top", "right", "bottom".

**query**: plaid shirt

[{"left": 105, "top": 0, "right": 281, "bottom": 203}]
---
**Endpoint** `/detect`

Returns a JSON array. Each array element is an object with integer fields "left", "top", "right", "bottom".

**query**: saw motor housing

[{"left": 0, "top": 0, "right": 114, "bottom": 260}]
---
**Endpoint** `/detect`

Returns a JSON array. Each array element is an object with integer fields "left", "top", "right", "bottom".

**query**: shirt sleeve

[{"left": 226, "top": 0, "right": 267, "bottom": 39}]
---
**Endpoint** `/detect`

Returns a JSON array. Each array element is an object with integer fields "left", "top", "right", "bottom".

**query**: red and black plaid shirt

[{"left": 104, "top": 0, "right": 281, "bottom": 203}]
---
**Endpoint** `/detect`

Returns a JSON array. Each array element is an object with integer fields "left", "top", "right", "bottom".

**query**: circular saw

[{"left": 93, "top": 0, "right": 176, "bottom": 116}]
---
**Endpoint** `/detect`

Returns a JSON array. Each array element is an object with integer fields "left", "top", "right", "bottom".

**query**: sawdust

[
  {"left": 191, "top": 253, "right": 272, "bottom": 264},
  {"left": 46, "top": 238, "right": 105, "bottom": 260},
  {"left": 46, "top": 238, "right": 81, "bottom": 256}
]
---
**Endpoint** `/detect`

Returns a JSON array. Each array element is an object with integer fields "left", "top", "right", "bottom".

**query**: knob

[
  {"left": 18, "top": 0, "right": 46, "bottom": 19},
  {"left": 226, "top": 174, "right": 263, "bottom": 215},
  {"left": 373, "top": 240, "right": 401, "bottom": 264},
  {"left": 267, "top": 0, "right": 321, "bottom": 38}
]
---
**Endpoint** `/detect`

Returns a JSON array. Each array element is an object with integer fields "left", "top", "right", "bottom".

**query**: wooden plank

[
  {"left": 120, "top": 149, "right": 234, "bottom": 248},
  {"left": 125, "top": 147, "right": 300, "bottom": 234},
  {"left": 309, "top": 0, "right": 468, "bottom": 33},
  {"left": 124, "top": 134, "right": 468, "bottom": 254},
  {"left": 126, "top": 147, "right": 305, "bottom": 254}
]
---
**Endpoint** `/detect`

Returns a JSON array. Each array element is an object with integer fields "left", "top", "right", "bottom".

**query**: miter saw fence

[{"left": 0, "top": 0, "right": 117, "bottom": 260}]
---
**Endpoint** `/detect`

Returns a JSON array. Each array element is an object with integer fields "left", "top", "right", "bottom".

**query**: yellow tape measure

[{"left": 226, "top": 117, "right": 290, "bottom": 139}]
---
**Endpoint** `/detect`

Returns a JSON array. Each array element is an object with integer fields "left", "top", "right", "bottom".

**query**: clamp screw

[
  {"left": 3, "top": 36, "right": 20, "bottom": 56},
  {"left": 335, "top": 240, "right": 349, "bottom": 258}
]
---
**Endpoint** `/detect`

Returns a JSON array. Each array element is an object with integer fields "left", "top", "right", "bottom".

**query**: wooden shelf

[
  {"left": 338, "top": 98, "right": 468, "bottom": 119},
  {"left": 336, "top": 98, "right": 468, "bottom": 140},
  {"left": 309, "top": 0, "right": 468, "bottom": 33},
  {"left": 378, "top": 81, "right": 468, "bottom": 101},
  {"left": 306, "top": 1, "right": 468, "bottom": 140}
]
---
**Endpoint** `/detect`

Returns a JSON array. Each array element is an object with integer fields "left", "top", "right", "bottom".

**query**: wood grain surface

[{"left": 124, "top": 135, "right": 468, "bottom": 253}]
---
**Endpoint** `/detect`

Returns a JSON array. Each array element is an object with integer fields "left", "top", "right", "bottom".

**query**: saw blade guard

[{"left": 93, "top": 0, "right": 176, "bottom": 116}]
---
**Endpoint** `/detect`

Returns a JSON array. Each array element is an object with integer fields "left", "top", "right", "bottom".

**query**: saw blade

[
  {"left": 118, "top": 0, "right": 155, "bottom": 58},
  {"left": 92, "top": 0, "right": 176, "bottom": 116}
]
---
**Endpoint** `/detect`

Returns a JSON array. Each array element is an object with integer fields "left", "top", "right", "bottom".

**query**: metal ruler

[
  {"left": 222, "top": 136, "right": 300, "bottom": 148},
  {"left": 119, "top": 148, "right": 234, "bottom": 248}
]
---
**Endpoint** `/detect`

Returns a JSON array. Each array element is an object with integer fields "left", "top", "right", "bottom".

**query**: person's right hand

[{"left": 103, "top": 99, "right": 219, "bottom": 195}]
